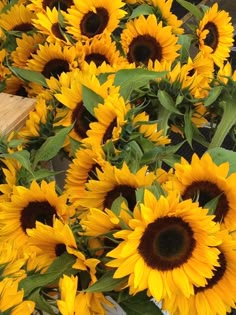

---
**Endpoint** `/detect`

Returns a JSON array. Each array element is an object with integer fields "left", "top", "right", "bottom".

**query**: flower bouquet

[{"left": 0, "top": 0, "right": 236, "bottom": 314}]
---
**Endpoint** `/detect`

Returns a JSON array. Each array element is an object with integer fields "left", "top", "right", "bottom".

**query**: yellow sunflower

[
  {"left": 121, "top": 14, "right": 180, "bottom": 66},
  {"left": 0, "top": 278, "right": 35, "bottom": 314},
  {"left": 57, "top": 274, "right": 78, "bottom": 315},
  {"left": 0, "top": 3, "right": 35, "bottom": 33},
  {"left": 163, "top": 153, "right": 236, "bottom": 231},
  {"left": 65, "top": 144, "right": 106, "bottom": 201},
  {"left": 11, "top": 33, "right": 46, "bottom": 68},
  {"left": 77, "top": 162, "right": 156, "bottom": 210},
  {"left": 0, "top": 158, "right": 20, "bottom": 201},
  {"left": 217, "top": 61, "right": 236, "bottom": 85},
  {"left": 0, "top": 180, "right": 72, "bottom": 246},
  {"left": 107, "top": 189, "right": 221, "bottom": 301},
  {"left": 0, "top": 48, "right": 11, "bottom": 81},
  {"left": 27, "top": 218, "right": 86, "bottom": 272},
  {"left": 27, "top": 0, "right": 74, "bottom": 13},
  {"left": 80, "top": 34, "right": 127, "bottom": 70},
  {"left": 32, "top": 7, "right": 68, "bottom": 43},
  {"left": 84, "top": 93, "right": 130, "bottom": 147},
  {"left": 162, "top": 229, "right": 236, "bottom": 315},
  {"left": 65, "top": 0, "right": 126, "bottom": 40},
  {"left": 26, "top": 42, "right": 79, "bottom": 79},
  {"left": 148, "top": 0, "right": 184, "bottom": 34},
  {"left": 196, "top": 3, "right": 234, "bottom": 67}
]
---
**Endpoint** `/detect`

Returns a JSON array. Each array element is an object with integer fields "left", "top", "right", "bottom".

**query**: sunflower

[
  {"left": 0, "top": 180, "right": 72, "bottom": 246},
  {"left": 26, "top": 218, "right": 86, "bottom": 272},
  {"left": 0, "top": 158, "right": 20, "bottom": 201},
  {"left": 52, "top": 69, "right": 114, "bottom": 144},
  {"left": 65, "top": 0, "right": 126, "bottom": 41},
  {"left": 11, "top": 33, "right": 46, "bottom": 68},
  {"left": 217, "top": 61, "right": 236, "bottom": 85},
  {"left": 77, "top": 162, "right": 156, "bottom": 211},
  {"left": 65, "top": 144, "right": 107, "bottom": 201},
  {"left": 80, "top": 35, "right": 127, "bottom": 70},
  {"left": 196, "top": 3, "right": 234, "bottom": 67},
  {"left": 162, "top": 229, "right": 236, "bottom": 315},
  {"left": 148, "top": 0, "right": 184, "bottom": 34},
  {"left": 0, "top": 3, "right": 35, "bottom": 33},
  {"left": 27, "top": 0, "right": 74, "bottom": 12},
  {"left": 26, "top": 42, "right": 79, "bottom": 79},
  {"left": 163, "top": 153, "right": 236, "bottom": 231},
  {"left": 0, "top": 48, "right": 11, "bottom": 81},
  {"left": 121, "top": 14, "right": 180, "bottom": 66},
  {"left": 57, "top": 274, "right": 78, "bottom": 315},
  {"left": 0, "top": 277, "right": 35, "bottom": 314},
  {"left": 3, "top": 75, "right": 39, "bottom": 98},
  {"left": 32, "top": 7, "right": 68, "bottom": 43},
  {"left": 106, "top": 189, "right": 221, "bottom": 301}
]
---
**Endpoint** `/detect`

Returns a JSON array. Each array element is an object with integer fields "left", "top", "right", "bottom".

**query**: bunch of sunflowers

[{"left": 1, "top": 0, "right": 236, "bottom": 314}]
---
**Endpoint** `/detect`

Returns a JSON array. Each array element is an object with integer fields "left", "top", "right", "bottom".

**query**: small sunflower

[
  {"left": 148, "top": 0, "right": 184, "bottom": 34},
  {"left": 196, "top": 3, "right": 234, "bottom": 67},
  {"left": 65, "top": 0, "right": 126, "bottom": 40},
  {"left": 162, "top": 229, "right": 236, "bottom": 315},
  {"left": 32, "top": 7, "right": 68, "bottom": 43},
  {"left": 26, "top": 42, "right": 79, "bottom": 79},
  {"left": 121, "top": 14, "right": 180, "bottom": 66},
  {"left": 65, "top": 144, "right": 106, "bottom": 201},
  {"left": 163, "top": 153, "right": 236, "bottom": 230},
  {"left": 0, "top": 158, "right": 20, "bottom": 201},
  {"left": 11, "top": 33, "right": 46, "bottom": 68},
  {"left": 0, "top": 3, "right": 35, "bottom": 33},
  {"left": 0, "top": 180, "right": 72, "bottom": 246},
  {"left": 3, "top": 75, "right": 39, "bottom": 98},
  {"left": 78, "top": 162, "right": 156, "bottom": 211},
  {"left": 27, "top": 218, "right": 86, "bottom": 272},
  {"left": 107, "top": 189, "right": 221, "bottom": 301}
]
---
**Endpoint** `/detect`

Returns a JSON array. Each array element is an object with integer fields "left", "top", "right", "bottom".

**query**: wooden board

[{"left": 0, "top": 93, "right": 35, "bottom": 136}]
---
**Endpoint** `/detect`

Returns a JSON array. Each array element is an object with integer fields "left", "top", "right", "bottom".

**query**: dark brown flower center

[
  {"left": 51, "top": 23, "right": 65, "bottom": 40},
  {"left": 127, "top": 35, "right": 162, "bottom": 66},
  {"left": 203, "top": 22, "right": 219, "bottom": 52},
  {"left": 80, "top": 8, "right": 109, "bottom": 38},
  {"left": 55, "top": 243, "right": 67, "bottom": 256},
  {"left": 85, "top": 53, "right": 109, "bottom": 67},
  {"left": 12, "top": 23, "right": 33, "bottom": 32},
  {"left": 42, "top": 0, "right": 73, "bottom": 11},
  {"left": 102, "top": 118, "right": 117, "bottom": 144},
  {"left": 20, "top": 201, "right": 58, "bottom": 232},
  {"left": 182, "top": 181, "right": 229, "bottom": 223},
  {"left": 71, "top": 102, "right": 97, "bottom": 139},
  {"left": 138, "top": 216, "right": 195, "bottom": 270},
  {"left": 42, "top": 58, "right": 70, "bottom": 78},
  {"left": 16, "top": 85, "right": 28, "bottom": 97},
  {"left": 104, "top": 185, "right": 136, "bottom": 210},
  {"left": 195, "top": 252, "right": 226, "bottom": 293}
]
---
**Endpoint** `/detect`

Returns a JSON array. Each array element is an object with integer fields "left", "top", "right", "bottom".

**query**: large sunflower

[
  {"left": 0, "top": 180, "right": 72, "bottom": 246},
  {"left": 121, "top": 14, "right": 180, "bottom": 66},
  {"left": 65, "top": 144, "right": 106, "bottom": 201},
  {"left": 65, "top": 0, "right": 126, "bottom": 40},
  {"left": 26, "top": 42, "right": 79, "bottom": 79},
  {"left": 27, "top": 218, "right": 86, "bottom": 272},
  {"left": 0, "top": 3, "right": 35, "bottom": 33},
  {"left": 162, "top": 229, "right": 236, "bottom": 315},
  {"left": 196, "top": 3, "right": 234, "bottom": 67},
  {"left": 106, "top": 189, "right": 221, "bottom": 301},
  {"left": 163, "top": 153, "right": 236, "bottom": 231},
  {"left": 77, "top": 162, "right": 156, "bottom": 211}
]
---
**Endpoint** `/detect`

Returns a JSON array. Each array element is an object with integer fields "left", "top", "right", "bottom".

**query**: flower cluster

[{"left": 0, "top": 0, "right": 236, "bottom": 314}]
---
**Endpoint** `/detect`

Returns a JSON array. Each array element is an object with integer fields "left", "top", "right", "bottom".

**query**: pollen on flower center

[
  {"left": 138, "top": 216, "right": 196, "bottom": 270},
  {"left": 80, "top": 8, "right": 109, "bottom": 38}
]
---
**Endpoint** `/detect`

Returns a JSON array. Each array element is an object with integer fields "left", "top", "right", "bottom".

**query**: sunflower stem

[{"left": 209, "top": 98, "right": 236, "bottom": 149}]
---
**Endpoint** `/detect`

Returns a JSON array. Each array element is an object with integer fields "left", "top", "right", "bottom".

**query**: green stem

[{"left": 209, "top": 99, "right": 236, "bottom": 149}]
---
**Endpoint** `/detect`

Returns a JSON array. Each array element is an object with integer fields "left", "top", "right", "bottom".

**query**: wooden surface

[{"left": 0, "top": 93, "right": 35, "bottom": 136}]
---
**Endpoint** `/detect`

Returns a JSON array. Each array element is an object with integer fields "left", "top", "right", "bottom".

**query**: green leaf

[
  {"left": 184, "top": 109, "right": 193, "bottom": 147},
  {"left": 8, "top": 65, "right": 48, "bottom": 88},
  {"left": 114, "top": 69, "right": 167, "bottom": 100},
  {"left": 19, "top": 253, "right": 76, "bottom": 297},
  {"left": 29, "top": 168, "right": 63, "bottom": 181},
  {"left": 0, "top": 150, "right": 34, "bottom": 176},
  {"left": 157, "top": 90, "right": 181, "bottom": 114},
  {"left": 178, "top": 34, "right": 192, "bottom": 63},
  {"left": 33, "top": 125, "right": 73, "bottom": 168},
  {"left": 204, "top": 195, "right": 221, "bottom": 216},
  {"left": 27, "top": 288, "right": 55, "bottom": 315},
  {"left": 82, "top": 84, "right": 104, "bottom": 115},
  {"left": 111, "top": 196, "right": 128, "bottom": 216},
  {"left": 129, "top": 4, "right": 154, "bottom": 19},
  {"left": 176, "top": 0, "right": 203, "bottom": 20},
  {"left": 84, "top": 271, "right": 127, "bottom": 293},
  {"left": 203, "top": 86, "right": 223, "bottom": 107},
  {"left": 207, "top": 147, "right": 236, "bottom": 175}
]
